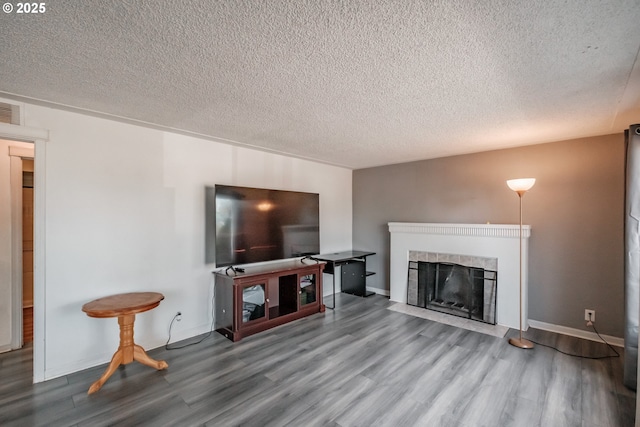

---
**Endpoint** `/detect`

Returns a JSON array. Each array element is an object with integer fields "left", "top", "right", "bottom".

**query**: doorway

[
  {"left": 2, "top": 141, "right": 35, "bottom": 353},
  {"left": 0, "top": 123, "right": 46, "bottom": 382}
]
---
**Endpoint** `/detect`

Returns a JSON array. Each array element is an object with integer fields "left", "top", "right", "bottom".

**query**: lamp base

[{"left": 508, "top": 337, "right": 534, "bottom": 349}]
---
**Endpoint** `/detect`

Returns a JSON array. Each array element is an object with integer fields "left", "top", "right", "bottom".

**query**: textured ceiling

[{"left": 1, "top": 1, "right": 639, "bottom": 169}]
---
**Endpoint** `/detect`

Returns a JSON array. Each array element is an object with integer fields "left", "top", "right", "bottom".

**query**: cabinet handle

[{"left": 266, "top": 298, "right": 270, "bottom": 303}]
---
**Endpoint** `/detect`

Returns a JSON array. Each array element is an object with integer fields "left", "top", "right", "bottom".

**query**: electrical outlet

[
  {"left": 585, "top": 309, "right": 595, "bottom": 323},
  {"left": 176, "top": 311, "right": 182, "bottom": 322}
]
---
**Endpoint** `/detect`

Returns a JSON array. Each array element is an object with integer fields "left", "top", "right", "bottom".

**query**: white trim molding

[
  {"left": 529, "top": 319, "right": 624, "bottom": 348},
  {"left": 367, "top": 287, "right": 389, "bottom": 297},
  {"left": 0, "top": 122, "right": 49, "bottom": 143},
  {"left": 388, "top": 222, "right": 531, "bottom": 238}
]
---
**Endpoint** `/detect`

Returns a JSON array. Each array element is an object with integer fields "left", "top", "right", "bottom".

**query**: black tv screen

[{"left": 205, "top": 185, "right": 320, "bottom": 267}]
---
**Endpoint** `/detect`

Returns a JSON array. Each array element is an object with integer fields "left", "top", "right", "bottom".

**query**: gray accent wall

[{"left": 353, "top": 134, "right": 625, "bottom": 337}]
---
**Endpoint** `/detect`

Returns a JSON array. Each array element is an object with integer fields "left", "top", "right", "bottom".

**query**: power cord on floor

[
  {"left": 529, "top": 320, "right": 620, "bottom": 360},
  {"left": 165, "top": 285, "right": 216, "bottom": 350}
]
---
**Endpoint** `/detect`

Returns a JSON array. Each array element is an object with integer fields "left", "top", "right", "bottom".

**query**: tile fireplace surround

[{"left": 388, "top": 222, "right": 531, "bottom": 330}]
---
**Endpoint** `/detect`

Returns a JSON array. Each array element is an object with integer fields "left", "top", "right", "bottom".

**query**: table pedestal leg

[
  {"left": 87, "top": 314, "right": 168, "bottom": 394},
  {"left": 120, "top": 314, "right": 135, "bottom": 364},
  {"left": 88, "top": 348, "right": 123, "bottom": 394},
  {"left": 134, "top": 344, "right": 169, "bottom": 370}
]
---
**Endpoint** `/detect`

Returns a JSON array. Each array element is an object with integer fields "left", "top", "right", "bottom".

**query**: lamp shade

[{"left": 507, "top": 178, "right": 536, "bottom": 193}]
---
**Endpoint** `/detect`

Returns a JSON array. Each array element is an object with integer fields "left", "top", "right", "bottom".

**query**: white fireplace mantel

[{"left": 388, "top": 222, "right": 531, "bottom": 330}]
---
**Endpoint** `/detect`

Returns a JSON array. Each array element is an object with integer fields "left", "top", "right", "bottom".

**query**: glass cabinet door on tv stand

[
  {"left": 299, "top": 273, "right": 317, "bottom": 307},
  {"left": 213, "top": 259, "right": 325, "bottom": 342},
  {"left": 241, "top": 281, "right": 267, "bottom": 325}
]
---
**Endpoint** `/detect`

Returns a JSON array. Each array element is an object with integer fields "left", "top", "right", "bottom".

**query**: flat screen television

[{"left": 205, "top": 185, "right": 320, "bottom": 267}]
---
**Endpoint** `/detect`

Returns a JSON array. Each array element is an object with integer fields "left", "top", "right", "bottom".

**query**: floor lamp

[{"left": 507, "top": 178, "right": 536, "bottom": 349}]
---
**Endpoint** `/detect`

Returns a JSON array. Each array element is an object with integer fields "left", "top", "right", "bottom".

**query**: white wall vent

[{"left": 0, "top": 102, "right": 21, "bottom": 125}]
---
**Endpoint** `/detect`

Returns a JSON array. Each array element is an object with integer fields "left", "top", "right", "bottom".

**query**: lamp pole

[{"left": 506, "top": 178, "right": 535, "bottom": 349}]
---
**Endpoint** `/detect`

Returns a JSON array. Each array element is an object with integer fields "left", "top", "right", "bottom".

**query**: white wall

[{"left": 21, "top": 103, "right": 352, "bottom": 380}]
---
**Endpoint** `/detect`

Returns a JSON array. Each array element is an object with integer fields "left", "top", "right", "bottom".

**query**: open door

[{"left": 22, "top": 159, "right": 34, "bottom": 344}]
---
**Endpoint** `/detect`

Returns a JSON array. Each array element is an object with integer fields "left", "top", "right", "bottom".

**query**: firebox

[{"left": 407, "top": 259, "right": 497, "bottom": 324}]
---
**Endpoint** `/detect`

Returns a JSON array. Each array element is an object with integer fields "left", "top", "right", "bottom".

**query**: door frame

[{"left": 0, "top": 122, "right": 48, "bottom": 382}]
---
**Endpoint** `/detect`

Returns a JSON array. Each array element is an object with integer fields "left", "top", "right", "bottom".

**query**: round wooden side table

[{"left": 82, "top": 292, "right": 168, "bottom": 394}]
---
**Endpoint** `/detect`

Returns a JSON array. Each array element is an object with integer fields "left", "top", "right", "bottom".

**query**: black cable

[
  {"left": 529, "top": 322, "right": 620, "bottom": 360},
  {"left": 165, "top": 284, "right": 216, "bottom": 350}
]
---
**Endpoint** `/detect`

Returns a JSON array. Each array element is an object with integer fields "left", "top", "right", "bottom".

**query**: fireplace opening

[{"left": 407, "top": 260, "right": 497, "bottom": 324}]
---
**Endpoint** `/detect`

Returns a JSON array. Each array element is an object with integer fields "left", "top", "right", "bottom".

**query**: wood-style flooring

[{"left": 0, "top": 294, "right": 635, "bottom": 426}]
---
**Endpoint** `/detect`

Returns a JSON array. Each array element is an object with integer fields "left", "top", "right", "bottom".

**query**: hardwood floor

[{"left": 0, "top": 293, "right": 635, "bottom": 426}]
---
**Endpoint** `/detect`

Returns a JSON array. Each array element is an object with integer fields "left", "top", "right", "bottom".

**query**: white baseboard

[
  {"left": 528, "top": 319, "right": 624, "bottom": 348},
  {"left": 42, "top": 323, "right": 212, "bottom": 382},
  {"left": 367, "top": 287, "right": 389, "bottom": 296},
  {"left": 324, "top": 288, "right": 389, "bottom": 297}
]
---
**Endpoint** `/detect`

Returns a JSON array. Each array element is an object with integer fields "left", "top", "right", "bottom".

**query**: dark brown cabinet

[{"left": 214, "top": 260, "right": 325, "bottom": 341}]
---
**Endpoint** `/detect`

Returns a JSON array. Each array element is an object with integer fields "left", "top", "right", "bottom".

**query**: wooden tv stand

[{"left": 213, "top": 259, "right": 325, "bottom": 342}]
